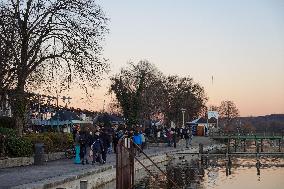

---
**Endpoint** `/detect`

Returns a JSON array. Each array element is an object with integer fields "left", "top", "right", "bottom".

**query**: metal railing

[{"left": 116, "top": 136, "right": 180, "bottom": 189}]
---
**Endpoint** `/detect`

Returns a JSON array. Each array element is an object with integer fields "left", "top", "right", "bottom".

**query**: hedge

[
  {"left": 0, "top": 127, "right": 33, "bottom": 157},
  {"left": 0, "top": 127, "right": 17, "bottom": 137},
  {"left": 24, "top": 132, "right": 74, "bottom": 153},
  {"left": 0, "top": 127, "right": 74, "bottom": 157},
  {"left": 6, "top": 136, "right": 33, "bottom": 157}
]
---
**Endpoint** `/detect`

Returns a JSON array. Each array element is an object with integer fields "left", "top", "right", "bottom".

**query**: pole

[
  {"left": 181, "top": 108, "right": 186, "bottom": 127},
  {"left": 182, "top": 111, "right": 185, "bottom": 127},
  {"left": 80, "top": 180, "right": 88, "bottom": 189}
]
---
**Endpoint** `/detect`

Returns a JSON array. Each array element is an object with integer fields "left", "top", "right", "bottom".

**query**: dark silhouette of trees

[
  {"left": 163, "top": 76, "right": 207, "bottom": 125},
  {"left": 110, "top": 60, "right": 207, "bottom": 127},
  {"left": 0, "top": 0, "right": 109, "bottom": 135},
  {"left": 218, "top": 100, "right": 239, "bottom": 129},
  {"left": 110, "top": 60, "right": 160, "bottom": 126}
]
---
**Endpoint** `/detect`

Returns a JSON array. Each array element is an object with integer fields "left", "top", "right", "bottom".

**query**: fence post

[
  {"left": 199, "top": 143, "right": 204, "bottom": 165},
  {"left": 227, "top": 138, "right": 230, "bottom": 153},
  {"left": 256, "top": 142, "right": 260, "bottom": 154},
  {"left": 80, "top": 180, "right": 88, "bottom": 189}
]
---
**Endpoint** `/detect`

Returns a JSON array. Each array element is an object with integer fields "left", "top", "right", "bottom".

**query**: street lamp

[{"left": 181, "top": 108, "right": 186, "bottom": 127}]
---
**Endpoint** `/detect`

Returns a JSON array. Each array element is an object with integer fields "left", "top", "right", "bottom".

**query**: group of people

[
  {"left": 72, "top": 124, "right": 147, "bottom": 165},
  {"left": 153, "top": 126, "right": 193, "bottom": 148},
  {"left": 73, "top": 125, "right": 111, "bottom": 165},
  {"left": 72, "top": 124, "right": 192, "bottom": 165}
]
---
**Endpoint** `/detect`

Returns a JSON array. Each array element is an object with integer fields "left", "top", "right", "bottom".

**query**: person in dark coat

[
  {"left": 183, "top": 126, "right": 192, "bottom": 148},
  {"left": 100, "top": 129, "right": 111, "bottom": 163},
  {"left": 79, "top": 130, "right": 89, "bottom": 165},
  {"left": 91, "top": 131, "right": 104, "bottom": 165}
]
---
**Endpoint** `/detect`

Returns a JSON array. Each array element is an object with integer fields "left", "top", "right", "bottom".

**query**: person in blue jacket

[
  {"left": 74, "top": 128, "right": 81, "bottom": 164},
  {"left": 132, "top": 130, "right": 142, "bottom": 155}
]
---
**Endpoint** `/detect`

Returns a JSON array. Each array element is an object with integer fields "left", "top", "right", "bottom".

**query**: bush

[
  {"left": 24, "top": 132, "right": 74, "bottom": 153},
  {"left": 24, "top": 133, "right": 54, "bottom": 153},
  {"left": 6, "top": 137, "right": 33, "bottom": 157},
  {"left": 0, "top": 127, "right": 74, "bottom": 157},
  {"left": 0, "top": 116, "right": 15, "bottom": 129},
  {"left": 0, "top": 127, "right": 17, "bottom": 137},
  {"left": 0, "top": 127, "right": 33, "bottom": 157}
]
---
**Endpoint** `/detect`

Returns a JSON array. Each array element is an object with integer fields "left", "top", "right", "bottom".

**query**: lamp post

[{"left": 181, "top": 108, "right": 186, "bottom": 127}]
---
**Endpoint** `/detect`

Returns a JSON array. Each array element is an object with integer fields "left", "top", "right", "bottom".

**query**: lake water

[
  {"left": 97, "top": 156, "right": 284, "bottom": 189},
  {"left": 133, "top": 156, "right": 284, "bottom": 189},
  {"left": 201, "top": 157, "right": 284, "bottom": 189}
]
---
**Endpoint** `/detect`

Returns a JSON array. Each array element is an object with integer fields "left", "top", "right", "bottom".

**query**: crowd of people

[{"left": 72, "top": 124, "right": 193, "bottom": 165}]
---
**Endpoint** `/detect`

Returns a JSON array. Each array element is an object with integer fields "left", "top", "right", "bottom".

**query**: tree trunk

[{"left": 11, "top": 78, "right": 27, "bottom": 136}]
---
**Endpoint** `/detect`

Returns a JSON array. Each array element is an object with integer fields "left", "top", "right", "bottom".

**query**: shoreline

[{"left": 6, "top": 137, "right": 221, "bottom": 189}]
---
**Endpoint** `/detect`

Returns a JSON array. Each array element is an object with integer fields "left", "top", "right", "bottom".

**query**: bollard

[
  {"left": 261, "top": 139, "right": 264, "bottom": 152},
  {"left": 34, "top": 143, "right": 45, "bottom": 165},
  {"left": 80, "top": 180, "right": 88, "bottom": 189}
]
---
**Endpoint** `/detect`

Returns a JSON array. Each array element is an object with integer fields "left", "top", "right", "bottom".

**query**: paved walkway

[{"left": 0, "top": 137, "right": 216, "bottom": 189}]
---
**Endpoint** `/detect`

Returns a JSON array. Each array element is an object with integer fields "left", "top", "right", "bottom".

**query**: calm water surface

[
  {"left": 202, "top": 157, "right": 284, "bottom": 189},
  {"left": 97, "top": 157, "right": 284, "bottom": 189}
]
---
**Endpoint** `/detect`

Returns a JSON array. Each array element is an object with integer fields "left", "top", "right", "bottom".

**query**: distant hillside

[{"left": 239, "top": 114, "right": 284, "bottom": 132}]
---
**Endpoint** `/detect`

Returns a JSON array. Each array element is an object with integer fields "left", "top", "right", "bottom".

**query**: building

[{"left": 186, "top": 117, "right": 217, "bottom": 136}]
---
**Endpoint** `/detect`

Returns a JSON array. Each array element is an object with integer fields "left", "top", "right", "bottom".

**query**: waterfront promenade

[{"left": 0, "top": 137, "right": 215, "bottom": 189}]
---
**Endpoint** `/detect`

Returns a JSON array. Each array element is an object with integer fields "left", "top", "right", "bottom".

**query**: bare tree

[
  {"left": 0, "top": 0, "right": 109, "bottom": 135},
  {"left": 218, "top": 100, "right": 239, "bottom": 127}
]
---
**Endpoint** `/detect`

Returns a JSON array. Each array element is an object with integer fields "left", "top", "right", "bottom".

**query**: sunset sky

[{"left": 72, "top": 0, "right": 284, "bottom": 117}]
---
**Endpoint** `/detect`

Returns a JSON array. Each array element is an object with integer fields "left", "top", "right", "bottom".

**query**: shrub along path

[{"left": 0, "top": 137, "right": 215, "bottom": 189}]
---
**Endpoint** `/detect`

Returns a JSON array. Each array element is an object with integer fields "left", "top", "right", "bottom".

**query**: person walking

[
  {"left": 74, "top": 128, "right": 81, "bottom": 164},
  {"left": 91, "top": 131, "right": 104, "bottom": 165},
  {"left": 79, "top": 130, "right": 89, "bottom": 165},
  {"left": 132, "top": 130, "right": 142, "bottom": 155},
  {"left": 183, "top": 126, "right": 192, "bottom": 148},
  {"left": 100, "top": 128, "right": 111, "bottom": 164},
  {"left": 166, "top": 128, "right": 173, "bottom": 147}
]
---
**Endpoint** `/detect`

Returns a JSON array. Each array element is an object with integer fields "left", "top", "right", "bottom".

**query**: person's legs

[
  {"left": 85, "top": 146, "right": 90, "bottom": 164},
  {"left": 96, "top": 152, "right": 103, "bottom": 163},
  {"left": 185, "top": 138, "right": 189, "bottom": 148},
  {"left": 81, "top": 146, "right": 86, "bottom": 164},
  {"left": 102, "top": 148, "right": 107, "bottom": 163},
  {"left": 189, "top": 137, "right": 192, "bottom": 146},
  {"left": 92, "top": 151, "right": 97, "bottom": 165}
]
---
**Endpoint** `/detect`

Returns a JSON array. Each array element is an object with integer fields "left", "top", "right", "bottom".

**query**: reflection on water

[
  {"left": 202, "top": 157, "right": 284, "bottom": 189},
  {"left": 134, "top": 156, "right": 284, "bottom": 189},
  {"left": 97, "top": 156, "right": 284, "bottom": 189}
]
